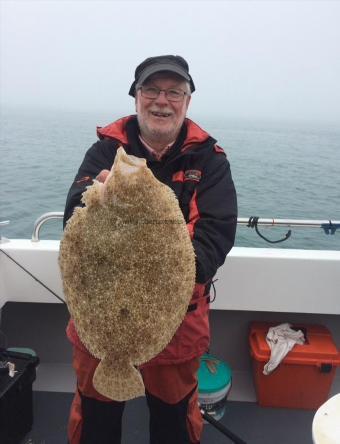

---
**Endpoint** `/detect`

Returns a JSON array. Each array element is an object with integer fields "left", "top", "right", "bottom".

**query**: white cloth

[{"left": 263, "top": 323, "right": 305, "bottom": 375}]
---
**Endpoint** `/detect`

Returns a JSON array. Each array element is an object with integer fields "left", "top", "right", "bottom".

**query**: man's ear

[{"left": 185, "top": 94, "right": 192, "bottom": 111}]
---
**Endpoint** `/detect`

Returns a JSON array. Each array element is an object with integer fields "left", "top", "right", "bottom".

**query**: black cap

[{"left": 128, "top": 55, "right": 195, "bottom": 97}]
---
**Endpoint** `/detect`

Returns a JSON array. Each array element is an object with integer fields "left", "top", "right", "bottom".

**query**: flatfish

[{"left": 59, "top": 147, "right": 195, "bottom": 401}]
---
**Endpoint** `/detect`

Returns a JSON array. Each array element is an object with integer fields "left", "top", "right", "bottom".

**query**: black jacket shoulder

[{"left": 63, "top": 138, "right": 120, "bottom": 227}]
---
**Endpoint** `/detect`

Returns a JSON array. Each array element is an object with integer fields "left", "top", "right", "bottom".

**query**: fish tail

[{"left": 93, "top": 357, "right": 145, "bottom": 401}]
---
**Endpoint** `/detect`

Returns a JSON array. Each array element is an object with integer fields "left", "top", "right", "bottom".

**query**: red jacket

[{"left": 64, "top": 115, "right": 237, "bottom": 365}]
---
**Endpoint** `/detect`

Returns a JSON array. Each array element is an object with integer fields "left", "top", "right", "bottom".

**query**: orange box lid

[{"left": 249, "top": 322, "right": 340, "bottom": 366}]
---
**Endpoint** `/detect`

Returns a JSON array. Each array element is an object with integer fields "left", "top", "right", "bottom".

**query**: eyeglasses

[{"left": 138, "top": 86, "right": 188, "bottom": 102}]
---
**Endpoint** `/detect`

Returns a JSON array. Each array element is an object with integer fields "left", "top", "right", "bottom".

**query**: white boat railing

[
  {"left": 31, "top": 212, "right": 64, "bottom": 242},
  {"left": 28, "top": 213, "right": 340, "bottom": 242}
]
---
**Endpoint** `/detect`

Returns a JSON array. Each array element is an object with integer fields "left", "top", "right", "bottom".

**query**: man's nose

[{"left": 154, "top": 90, "right": 170, "bottom": 105}]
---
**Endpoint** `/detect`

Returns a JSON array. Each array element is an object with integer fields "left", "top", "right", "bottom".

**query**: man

[{"left": 64, "top": 55, "right": 237, "bottom": 444}]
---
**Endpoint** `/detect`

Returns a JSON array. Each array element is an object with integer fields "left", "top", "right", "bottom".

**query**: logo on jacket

[
  {"left": 75, "top": 176, "right": 93, "bottom": 185},
  {"left": 184, "top": 170, "right": 202, "bottom": 182}
]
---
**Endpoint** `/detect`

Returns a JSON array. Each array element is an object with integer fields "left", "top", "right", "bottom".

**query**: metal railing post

[{"left": 31, "top": 212, "right": 64, "bottom": 242}]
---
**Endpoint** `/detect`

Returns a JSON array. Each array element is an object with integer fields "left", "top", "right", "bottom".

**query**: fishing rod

[
  {"left": 200, "top": 409, "right": 247, "bottom": 444},
  {"left": 240, "top": 216, "right": 340, "bottom": 244},
  {"left": 239, "top": 217, "right": 340, "bottom": 232}
]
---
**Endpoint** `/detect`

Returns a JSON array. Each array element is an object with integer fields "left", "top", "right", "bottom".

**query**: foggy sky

[{"left": 1, "top": 0, "right": 340, "bottom": 125}]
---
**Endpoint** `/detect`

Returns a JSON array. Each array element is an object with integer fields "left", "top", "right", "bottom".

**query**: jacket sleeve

[
  {"left": 63, "top": 139, "right": 117, "bottom": 228},
  {"left": 189, "top": 152, "right": 237, "bottom": 284}
]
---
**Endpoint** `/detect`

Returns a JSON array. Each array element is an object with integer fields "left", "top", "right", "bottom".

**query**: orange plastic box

[{"left": 249, "top": 322, "right": 340, "bottom": 410}]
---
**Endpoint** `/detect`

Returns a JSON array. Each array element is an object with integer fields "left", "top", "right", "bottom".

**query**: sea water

[{"left": 1, "top": 107, "right": 339, "bottom": 251}]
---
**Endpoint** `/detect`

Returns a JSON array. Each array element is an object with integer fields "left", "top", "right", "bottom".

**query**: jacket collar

[
  {"left": 181, "top": 118, "right": 210, "bottom": 152},
  {"left": 96, "top": 115, "right": 211, "bottom": 150},
  {"left": 96, "top": 115, "right": 132, "bottom": 145}
]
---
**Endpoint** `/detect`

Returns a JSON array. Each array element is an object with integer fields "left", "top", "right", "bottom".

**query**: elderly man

[{"left": 64, "top": 55, "right": 237, "bottom": 444}]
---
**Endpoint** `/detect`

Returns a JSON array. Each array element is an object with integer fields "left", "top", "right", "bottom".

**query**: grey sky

[{"left": 1, "top": 0, "right": 340, "bottom": 125}]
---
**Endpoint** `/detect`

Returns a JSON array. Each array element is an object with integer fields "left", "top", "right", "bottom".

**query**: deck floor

[{"left": 19, "top": 391, "right": 315, "bottom": 444}]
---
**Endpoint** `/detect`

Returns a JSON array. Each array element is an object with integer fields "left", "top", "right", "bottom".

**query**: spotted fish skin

[{"left": 59, "top": 147, "right": 196, "bottom": 401}]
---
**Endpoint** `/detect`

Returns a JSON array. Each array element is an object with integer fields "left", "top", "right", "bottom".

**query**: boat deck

[{"left": 21, "top": 391, "right": 315, "bottom": 444}]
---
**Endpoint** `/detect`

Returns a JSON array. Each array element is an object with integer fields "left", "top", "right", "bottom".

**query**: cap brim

[{"left": 138, "top": 63, "right": 190, "bottom": 85}]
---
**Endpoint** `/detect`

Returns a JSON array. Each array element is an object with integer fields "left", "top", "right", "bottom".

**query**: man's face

[{"left": 136, "top": 73, "right": 191, "bottom": 146}]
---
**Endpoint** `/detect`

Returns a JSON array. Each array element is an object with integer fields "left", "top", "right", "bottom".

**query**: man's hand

[{"left": 96, "top": 170, "right": 110, "bottom": 183}]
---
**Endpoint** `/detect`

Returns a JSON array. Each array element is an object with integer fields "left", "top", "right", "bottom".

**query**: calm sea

[{"left": 1, "top": 107, "right": 339, "bottom": 250}]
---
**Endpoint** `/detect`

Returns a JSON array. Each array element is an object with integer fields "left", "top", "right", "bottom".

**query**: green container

[{"left": 198, "top": 354, "right": 232, "bottom": 421}]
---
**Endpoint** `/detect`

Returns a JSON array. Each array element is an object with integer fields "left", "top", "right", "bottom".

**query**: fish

[{"left": 59, "top": 147, "right": 195, "bottom": 401}]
